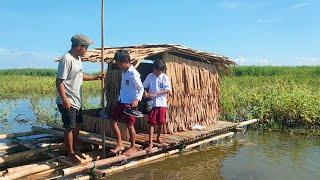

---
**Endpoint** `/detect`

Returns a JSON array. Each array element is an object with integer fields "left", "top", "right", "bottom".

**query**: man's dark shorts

[{"left": 57, "top": 104, "right": 83, "bottom": 129}]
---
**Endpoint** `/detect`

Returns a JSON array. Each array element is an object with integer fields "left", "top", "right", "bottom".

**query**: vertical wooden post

[{"left": 100, "top": 0, "right": 106, "bottom": 158}]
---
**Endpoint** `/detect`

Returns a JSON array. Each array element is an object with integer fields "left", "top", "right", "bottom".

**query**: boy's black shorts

[{"left": 57, "top": 104, "right": 83, "bottom": 129}]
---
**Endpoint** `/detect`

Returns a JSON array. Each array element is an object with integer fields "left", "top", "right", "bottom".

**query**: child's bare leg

[
  {"left": 156, "top": 125, "right": 163, "bottom": 144},
  {"left": 146, "top": 125, "right": 154, "bottom": 153},
  {"left": 110, "top": 120, "right": 124, "bottom": 153},
  {"left": 123, "top": 125, "right": 138, "bottom": 157}
]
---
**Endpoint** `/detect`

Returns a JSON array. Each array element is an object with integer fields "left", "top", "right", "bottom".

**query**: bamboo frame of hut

[{"left": 81, "top": 47, "right": 230, "bottom": 136}]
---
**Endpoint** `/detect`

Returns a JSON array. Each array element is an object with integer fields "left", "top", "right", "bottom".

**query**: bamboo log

[
  {"left": 6, "top": 159, "right": 50, "bottom": 174},
  {"left": 236, "top": 119, "right": 258, "bottom": 127},
  {"left": 0, "top": 143, "right": 63, "bottom": 166},
  {"left": 62, "top": 147, "right": 159, "bottom": 176},
  {"left": 0, "top": 144, "right": 19, "bottom": 151},
  {"left": 0, "top": 131, "right": 38, "bottom": 140},
  {"left": 49, "top": 124, "right": 141, "bottom": 149},
  {"left": 83, "top": 132, "right": 235, "bottom": 178},
  {"left": 0, "top": 161, "right": 60, "bottom": 180},
  {"left": 31, "top": 126, "right": 121, "bottom": 149}
]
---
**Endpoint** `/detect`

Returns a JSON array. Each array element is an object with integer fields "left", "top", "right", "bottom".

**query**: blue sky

[{"left": 0, "top": 0, "right": 319, "bottom": 71}]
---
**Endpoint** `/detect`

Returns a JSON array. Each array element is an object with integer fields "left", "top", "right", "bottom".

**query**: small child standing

[
  {"left": 110, "top": 49, "right": 144, "bottom": 157},
  {"left": 143, "top": 59, "right": 171, "bottom": 152}
]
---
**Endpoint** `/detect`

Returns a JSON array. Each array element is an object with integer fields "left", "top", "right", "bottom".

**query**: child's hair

[
  {"left": 114, "top": 49, "right": 130, "bottom": 63},
  {"left": 153, "top": 59, "right": 166, "bottom": 71}
]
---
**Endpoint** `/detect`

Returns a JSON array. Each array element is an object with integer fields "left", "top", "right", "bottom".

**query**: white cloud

[
  {"left": 234, "top": 56, "right": 248, "bottom": 65},
  {"left": 297, "top": 57, "right": 320, "bottom": 65},
  {"left": 289, "top": 2, "right": 309, "bottom": 9},
  {"left": 218, "top": 2, "right": 239, "bottom": 9},
  {"left": 233, "top": 56, "right": 274, "bottom": 66},
  {"left": 257, "top": 58, "right": 271, "bottom": 66},
  {"left": 0, "top": 48, "right": 57, "bottom": 69},
  {"left": 217, "top": 1, "right": 267, "bottom": 10}
]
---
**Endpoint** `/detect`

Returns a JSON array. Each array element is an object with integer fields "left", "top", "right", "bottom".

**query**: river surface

[{"left": 0, "top": 98, "right": 319, "bottom": 180}]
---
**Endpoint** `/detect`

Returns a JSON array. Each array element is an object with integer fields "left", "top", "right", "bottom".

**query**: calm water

[
  {"left": 108, "top": 131, "right": 320, "bottom": 180},
  {"left": 0, "top": 97, "right": 100, "bottom": 134},
  {"left": 1, "top": 98, "right": 320, "bottom": 180}
]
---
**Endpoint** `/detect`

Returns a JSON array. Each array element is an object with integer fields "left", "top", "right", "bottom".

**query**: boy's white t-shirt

[
  {"left": 143, "top": 73, "right": 171, "bottom": 107},
  {"left": 118, "top": 65, "right": 144, "bottom": 104}
]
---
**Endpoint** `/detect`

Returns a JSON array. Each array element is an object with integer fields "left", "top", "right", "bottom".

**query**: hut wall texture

[
  {"left": 164, "top": 53, "right": 220, "bottom": 133},
  {"left": 82, "top": 54, "right": 221, "bottom": 136}
]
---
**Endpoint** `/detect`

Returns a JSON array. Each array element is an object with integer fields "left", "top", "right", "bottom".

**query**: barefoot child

[
  {"left": 143, "top": 59, "right": 171, "bottom": 152},
  {"left": 110, "top": 50, "right": 144, "bottom": 157}
]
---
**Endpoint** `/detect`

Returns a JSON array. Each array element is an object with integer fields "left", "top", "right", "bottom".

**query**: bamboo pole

[
  {"left": 0, "top": 161, "right": 60, "bottom": 180},
  {"left": 85, "top": 132, "right": 235, "bottom": 178},
  {"left": 49, "top": 124, "right": 141, "bottom": 149},
  {"left": 0, "top": 143, "right": 63, "bottom": 166},
  {"left": 236, "top": 119, "right": 258, "bottom": 128},
  {"left": 62, "top": 147, "right": 159, "bottom": 176},
  {"left": 0, "top": 131, "right": 38, "bottom": 140},
  {"left": 0, "top": 144, "right": 18, "bottom": 151},
  {"left": 6, "top": 159, "right": 50, "bottom": 174},
  {"left": 100, "top": 0, "right": 106, "bottom": 159},
  {"left": 31, "top": 126, "right": 126, "bottom": 149}
]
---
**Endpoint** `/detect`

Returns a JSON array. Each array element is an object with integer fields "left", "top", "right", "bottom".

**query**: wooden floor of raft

[{"left": 134, "top": 121, "right": 237, "bottom": 148}]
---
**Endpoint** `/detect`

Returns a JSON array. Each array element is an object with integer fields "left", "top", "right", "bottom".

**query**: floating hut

[
  {"left": 81, "top": 44, "right": 235, "bottom": 140},
  {"left": 0, "top": 44, "right": 257, "bottom": 180}
]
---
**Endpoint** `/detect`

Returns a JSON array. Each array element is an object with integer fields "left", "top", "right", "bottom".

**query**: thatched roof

[{"left": 82, "top": 44, "right": 235, "bottom": 66}]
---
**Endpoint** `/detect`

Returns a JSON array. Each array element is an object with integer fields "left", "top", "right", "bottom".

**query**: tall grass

[
  {"left": 1, "top": 66, "right": 320, "bottom": 129},
  {"left": 221, "top": 66, "right": 320, "bottom": 129},
  {"left": 0, "top": 68, "right": 57, "bottom": 77},
  {"left": 230, "top": 66, "right": 320, "bottom": 77}
]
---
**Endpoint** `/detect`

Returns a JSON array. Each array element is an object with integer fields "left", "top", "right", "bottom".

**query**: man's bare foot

[
  {"left": 68, "top": 153, "right": 81, "bottom": 164},
  {"left": 74, "top": 150, "right": 86, "bottom": 159},
  {"left": 146, "top": 144, "right": 153, "bottom": 153},
  {"left": 110, "top": 145, "right": 125, "bottom": 154},
  {"left": 123, "top": 147, "right": 138, "bottom": 157}
]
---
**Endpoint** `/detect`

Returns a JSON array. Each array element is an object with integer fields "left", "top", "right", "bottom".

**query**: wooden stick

[{"left": 100, "top": 0, "right": 106, "bottom": 159}]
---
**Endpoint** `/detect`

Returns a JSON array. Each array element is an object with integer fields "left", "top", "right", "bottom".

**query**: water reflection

[
  {"left": 0, "top": 96, "right": 100, "bottom": 134},
  {"left": 108, "top": 132, "right": 320, "bottom": 180}
]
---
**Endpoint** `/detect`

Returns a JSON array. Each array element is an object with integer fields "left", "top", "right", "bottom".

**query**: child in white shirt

[
  {"left": 143, "top": 59, "right": 171, "bottom": 152},
  {"left": 110, "top": 49, "right": 144, "bottom": 157}
]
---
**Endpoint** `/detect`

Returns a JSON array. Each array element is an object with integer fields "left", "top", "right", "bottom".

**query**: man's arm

[
  {"left": 56, "top": 78, "right": 71, "bottom": 110},
  {"left": 83, "top": 73, "right": 106, "bottom": 81}
]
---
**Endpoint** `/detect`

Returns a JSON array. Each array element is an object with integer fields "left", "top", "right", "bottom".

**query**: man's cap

[{"left": 71, "top": 34, "right": 94, "bottom": 46}]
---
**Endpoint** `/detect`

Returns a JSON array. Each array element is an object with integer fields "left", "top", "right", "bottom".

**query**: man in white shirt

[
  {"left": 56, "top": 34, "right": 104, "bottom": 163},
  {"left": 110, "top": 49, "right": 144, "bottom": 157},
  {"left": 143, "top": 59, "right": 171, "bottom": 152}
]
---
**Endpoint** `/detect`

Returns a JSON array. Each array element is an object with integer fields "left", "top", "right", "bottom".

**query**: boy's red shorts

[
  {"left": 148, "top": 107, "right": 167, "bottom": 126},
  {"left": 111, "top": 102, "right": 136, "bottom": 127}
]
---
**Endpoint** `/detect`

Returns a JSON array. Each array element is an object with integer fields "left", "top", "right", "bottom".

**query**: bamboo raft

[{"left": 0, "top": 119, "right": 257, "bottom": 179}]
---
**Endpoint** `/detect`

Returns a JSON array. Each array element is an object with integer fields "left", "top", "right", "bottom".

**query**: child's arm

[
  {"left": 142, "top": 74, "right": 151, "bottom": 98},
  {"left": 132, "top": 74, "right": 144, "bottom": 107},
  {"left": 152, "top": 75, "right": 171, "bottom": 97}
]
